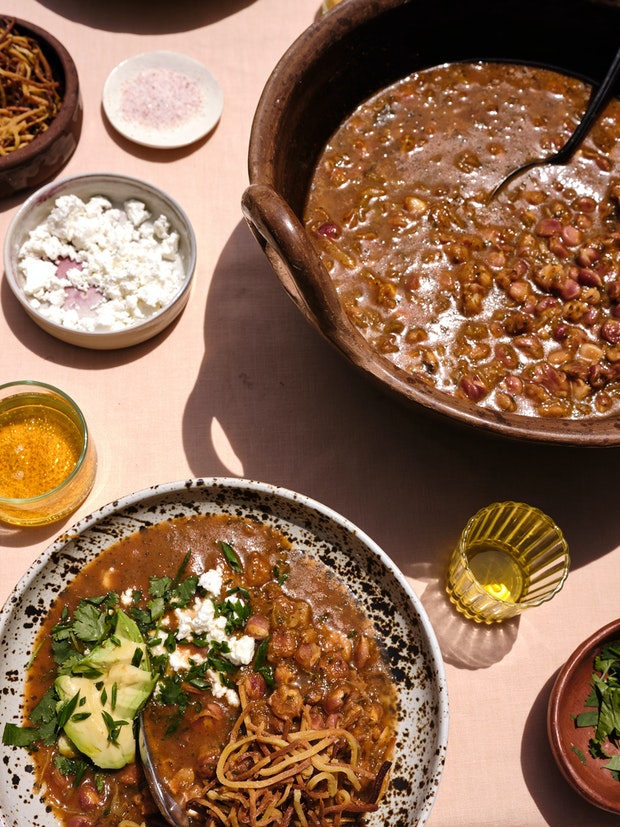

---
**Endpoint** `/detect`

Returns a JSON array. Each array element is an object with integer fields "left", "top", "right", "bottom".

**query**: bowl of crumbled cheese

[{"left": 3, "top": 172, "right": 196, "bottom": 349}]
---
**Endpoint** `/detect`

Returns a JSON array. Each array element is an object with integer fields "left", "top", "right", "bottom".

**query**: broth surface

[
  {"left": 23, "top": 513, "right": 396, "bottom": 827},
  {"left": 305, "top": 61, "right": 620, "bottom": 419}
]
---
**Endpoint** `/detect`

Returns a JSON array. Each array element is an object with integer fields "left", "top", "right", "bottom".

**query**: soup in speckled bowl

[{"left": 0, "top": 478, "right": 449, "bottom": 827}]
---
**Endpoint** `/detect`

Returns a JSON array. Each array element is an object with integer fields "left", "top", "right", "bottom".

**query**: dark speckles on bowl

[
  {"left": 548, "top": 618, "right": 620, "bottom": 814},
  {"left": 0, "top": 478, "right": 449, "bottom": 827},
  {"left": 0, "top": 17, "right": 82, "bottom": 199}
]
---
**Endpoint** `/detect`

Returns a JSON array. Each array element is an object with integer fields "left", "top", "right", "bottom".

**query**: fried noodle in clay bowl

[
  {"left": 242, "top": 0, "right": 620, "bottom": 447},
  {"left": 0, "top": 17, "right": 82, "bottom": 198}
]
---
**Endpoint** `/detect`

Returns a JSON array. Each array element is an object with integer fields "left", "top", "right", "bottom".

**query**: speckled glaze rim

[{"left": 0, "top": 477, "right": 449, "bottom": 827}]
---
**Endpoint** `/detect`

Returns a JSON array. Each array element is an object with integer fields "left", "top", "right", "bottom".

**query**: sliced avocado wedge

[{"left": 54, "top": 610, "right": 156, "bottom": 770}]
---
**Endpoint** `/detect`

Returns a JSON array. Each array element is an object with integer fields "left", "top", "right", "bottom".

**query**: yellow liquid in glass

[
  {"left": 467, "top": 543, "right": 527, "bottom": 603},
  {"left": 0, "top": 393, "right": 83, "bottom": 499}
]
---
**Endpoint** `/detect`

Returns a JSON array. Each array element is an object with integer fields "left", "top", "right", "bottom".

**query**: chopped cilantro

[
  {"left": 215, "top": 594, "right": 251, "bottom": 635},
  {"left": 53, "top": 753, "right": 90, "bottom": 786},
  {"left": 575, "top": 639, "right": 620, "bottom": 781},
  {"left": 2, "top": 723, "right": 40, "bottom": 748}
]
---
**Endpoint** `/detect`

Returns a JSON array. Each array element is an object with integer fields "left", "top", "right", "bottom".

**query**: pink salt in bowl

[{"left": 102, "top": 51, "right": 223, "bottom": 149}]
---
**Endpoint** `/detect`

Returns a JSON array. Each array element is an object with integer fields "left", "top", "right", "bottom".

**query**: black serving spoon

[{"left": 489, "top": 44, "right": 620, "bottom": 201}]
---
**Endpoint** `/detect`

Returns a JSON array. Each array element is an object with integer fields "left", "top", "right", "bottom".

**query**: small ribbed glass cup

[
  {"left": 0, "top": 380, "right": 97, "bottom": 526},
  {"left": 446, "top": 501, "right": 570, "bottom": 624}
]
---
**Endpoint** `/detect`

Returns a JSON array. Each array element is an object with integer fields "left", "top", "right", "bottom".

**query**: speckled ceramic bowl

[
  {"left": 0, "top": 17, "right": 82, "bottom": 199},
  {"left": 548, "top": 618, "right": 620, "bottom": 814},
  {"left": 0, "top": 478, "right": 449, "bottom": 827},
  {"left": 4, "top": 172, "right": 196, "bottom": 349}
]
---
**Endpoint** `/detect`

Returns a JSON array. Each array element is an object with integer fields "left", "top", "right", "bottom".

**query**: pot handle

[{"left": 241, "top": 183, "right": 346, "bottom": 338}]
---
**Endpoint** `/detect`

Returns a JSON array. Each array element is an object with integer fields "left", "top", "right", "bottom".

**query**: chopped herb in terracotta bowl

[{"left": 548, "top": 618, "right": 620, "bottom": 814}]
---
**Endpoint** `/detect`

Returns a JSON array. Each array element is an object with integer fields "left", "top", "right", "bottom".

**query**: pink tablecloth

[{"left": 1, "top": 1, "right": 619, "bottom": 825}]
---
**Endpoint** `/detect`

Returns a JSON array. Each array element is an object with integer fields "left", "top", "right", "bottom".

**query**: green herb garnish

[
  {"left": 575, "top": 639, "right": 620, "bottom": 780},
  {"left": 220, "top": 541, "right": 243, "bottom": 572}
]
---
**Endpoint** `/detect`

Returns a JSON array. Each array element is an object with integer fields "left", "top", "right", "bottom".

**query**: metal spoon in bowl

[
  {"left": 138, "top": 713, "right": 190, "bottom": 827},
  {"left": 488, "top": 45, "right": 620, "bottom": 201}
]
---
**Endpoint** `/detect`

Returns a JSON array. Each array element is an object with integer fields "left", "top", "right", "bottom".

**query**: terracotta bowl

[
  {"left": 242, "top": 0, "right": 620, "bottom": 447},
  {"left": 0, "top": 17, "right": 82, "bottom": 199},
  {"left": 548, "top": 618, "right": 620, "bottom": 813}
]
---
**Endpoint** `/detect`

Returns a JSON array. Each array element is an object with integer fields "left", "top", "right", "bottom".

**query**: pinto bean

[
  {"left": 268, "top": 684, "right": 304, "bottom": 720},
  {"left": 294, "top": 641, "right": 321, "bottom": 669},
  {"left": 602, "top": 319, "right": 620, "bottom": 344},
  {"left": 561, "top": 225, "right": 582, "bottom": 246},
  {"left": 319, "top": 651, "right": 352, "bottom": 682},
  {"left": 240, "top": 672, "right": 267, "bottom": 699},
  {"left": 513, "top": 335, "right": 544, "bottom": 359},
  {"left": 577, "top": 268, "right": 603, "bottom": 287},
  {"left": 195, "top": 750, "right": 219, "bottom": 781},
  {"left": 535, "top": 218, "right": 562, "bottom": 237},
  {"left": 460, "top": 373, "right": 488, "bottom": 401},
  {"left": 507, "top": 280, "right": 530, "bottom": 303},
  {"left": 67, "top": 819, "right": 92, "bottom": 827},
  {"left": 323, "top": 684, "right": 350, "bottom": 714},
  {"left": 245, "top": 614, "right": 270, "bottom": 639},
  {"left": 353, "top": 634, "right": 372, "bottom": 669},
  {"left": 267, "top": 629, "right": 297, "bottom": 660}
]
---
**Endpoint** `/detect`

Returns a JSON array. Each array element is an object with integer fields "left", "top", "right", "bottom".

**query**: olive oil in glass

[
  {"left": 466, "top": 541, "right": 528, "bottom": 604},
  {"left": 446, "top": 501, "right": 569, "bottom": 623}
]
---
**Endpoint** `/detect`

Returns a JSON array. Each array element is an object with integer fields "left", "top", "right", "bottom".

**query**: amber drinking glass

[
  {"left": 446, "top": 501, "right": 570, "bottom": 624},
  {"left": 0, "top": 380, "right": 96, "bottom": 526}
]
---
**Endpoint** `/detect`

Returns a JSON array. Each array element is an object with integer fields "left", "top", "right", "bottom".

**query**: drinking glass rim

[{"left": 456, "top": 500, "right": 570, "bottom": 610}]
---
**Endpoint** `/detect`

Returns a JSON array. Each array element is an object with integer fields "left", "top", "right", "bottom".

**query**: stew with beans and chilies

[
  {"left": 304, "top": 61, "right": 620, "bottom": 419},
  {"left": 18, "top": 513, "right": 396, "bottom": 827}
]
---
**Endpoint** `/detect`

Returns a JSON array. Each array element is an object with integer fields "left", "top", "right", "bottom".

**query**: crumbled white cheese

[
  {"left": 207, "top": 668, "right": 240, "bottom": 706},
  {"left": 120, "top": 587, "right": 135, "bottom": 606},
  {"left": 174, "top": 593, "right": 256, "bottom": 667},
  {"left": 174, "top": 563, "right": 256, "bottom": 676},
  {"left": 17, "top": 193, "right": 186, "bottom": 332},
  {"left": 198, "top": 565, "right": 224, "bottom": 596}
]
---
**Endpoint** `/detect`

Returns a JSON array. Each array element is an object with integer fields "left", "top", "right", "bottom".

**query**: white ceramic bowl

[
  {"left": 3, "top": 173, "right": 196, "bottom": 350},
  {"left": 0, "top": 478, "right": 449, "bottom": 827}
]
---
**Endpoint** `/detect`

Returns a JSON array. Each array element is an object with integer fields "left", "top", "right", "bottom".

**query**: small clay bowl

[
  {"left": 548, "top": 618, "right": 620, "bottom": 814},
  {"left": 0, "top": 17, "right": 82, "bottom": 199}
]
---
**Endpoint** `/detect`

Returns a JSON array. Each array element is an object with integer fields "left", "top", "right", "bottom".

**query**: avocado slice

[{"left": 54, "top": 610, "right": 156, "bottom": 770}]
